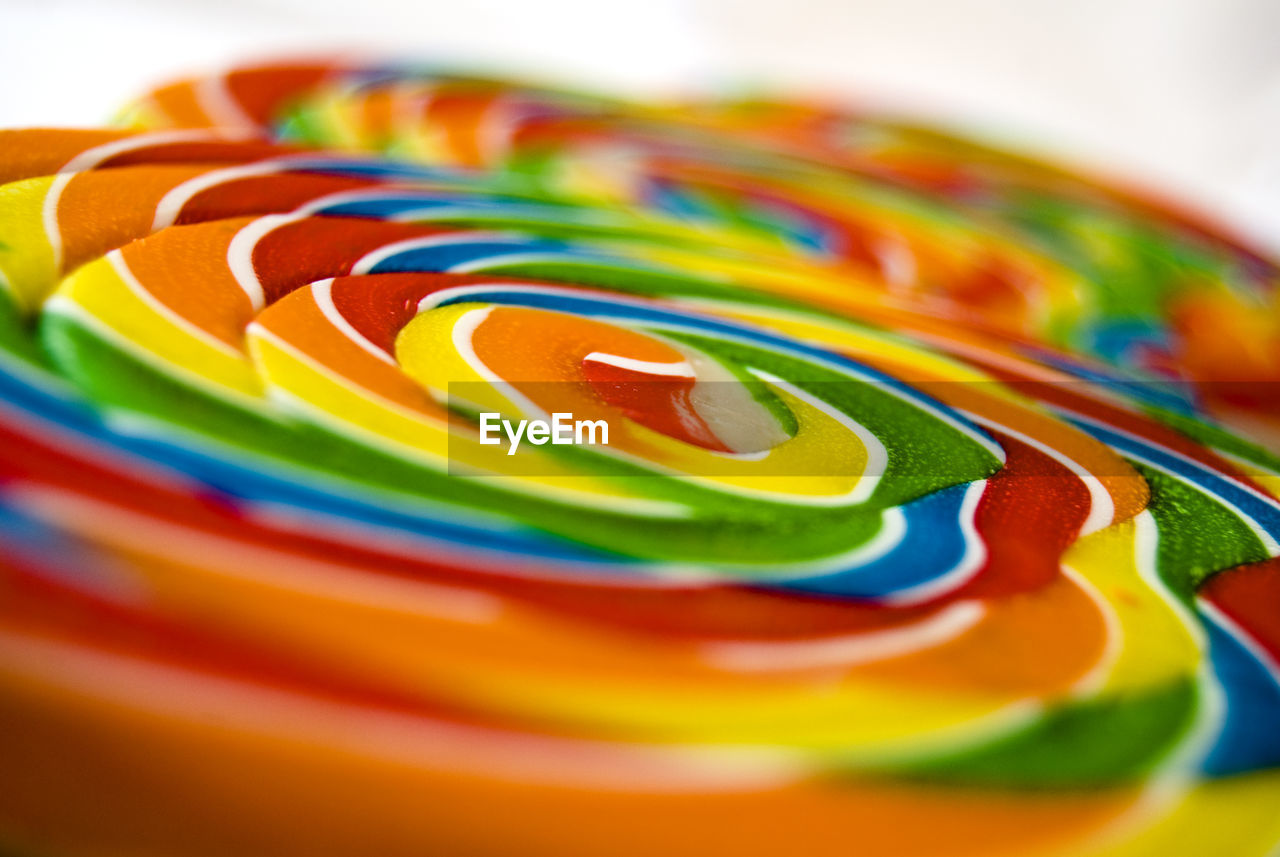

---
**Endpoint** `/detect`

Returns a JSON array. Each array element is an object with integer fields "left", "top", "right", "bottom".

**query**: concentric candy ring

[{"left": 0, "top": 60, "right": 1278, "bottom": 857}]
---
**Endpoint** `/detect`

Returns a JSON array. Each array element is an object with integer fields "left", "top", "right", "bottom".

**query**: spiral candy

[{"left": 1, "top": 59, "right": 1279, "bottom": 856}]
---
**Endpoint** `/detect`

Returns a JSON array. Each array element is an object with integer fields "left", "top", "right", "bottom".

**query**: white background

[{"left": 3, "top": 0, "right": 1279, "bottom": 249}]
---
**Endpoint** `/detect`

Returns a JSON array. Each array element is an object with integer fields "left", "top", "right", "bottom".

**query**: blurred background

[{"left": 3, "top": 0, "right": 1279, "bottom": 249}]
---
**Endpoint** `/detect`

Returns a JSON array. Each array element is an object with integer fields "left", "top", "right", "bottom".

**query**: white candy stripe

[
  {"left": 702, "top": 600, "right": 985, "bottom": 673},
  {"left": 311, "top": 279, "right": 397, "bottom": 366},
  {"left": 60, "top": 129, "right": 249, "bottom": 174},
  {"left": 226, "top": 214, "right": 304, "bottom": 311},
  {"left": 582, "top": 352, "right": 695, "bottom": 378},
  {"left": 151, "top": 161, "right": 287, "bottom": 232}
]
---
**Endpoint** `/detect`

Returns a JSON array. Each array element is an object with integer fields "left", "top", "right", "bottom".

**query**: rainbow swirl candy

[{"left": 1, "top": 59, "right": 1279, "bottom": 856}]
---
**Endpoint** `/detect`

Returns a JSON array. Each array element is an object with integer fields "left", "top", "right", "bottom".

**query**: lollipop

[{"left": 0, "top": 60, "right": 1278, "bottom": 857}]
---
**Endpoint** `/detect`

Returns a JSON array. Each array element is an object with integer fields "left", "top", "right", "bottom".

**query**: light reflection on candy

[{"left": 0, "top": 60, "right": 1278, "bottom": 856}]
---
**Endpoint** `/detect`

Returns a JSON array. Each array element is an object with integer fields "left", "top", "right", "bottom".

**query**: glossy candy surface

[{"left": 1, "top": 60, "right": 1280, "bottom": 857}]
